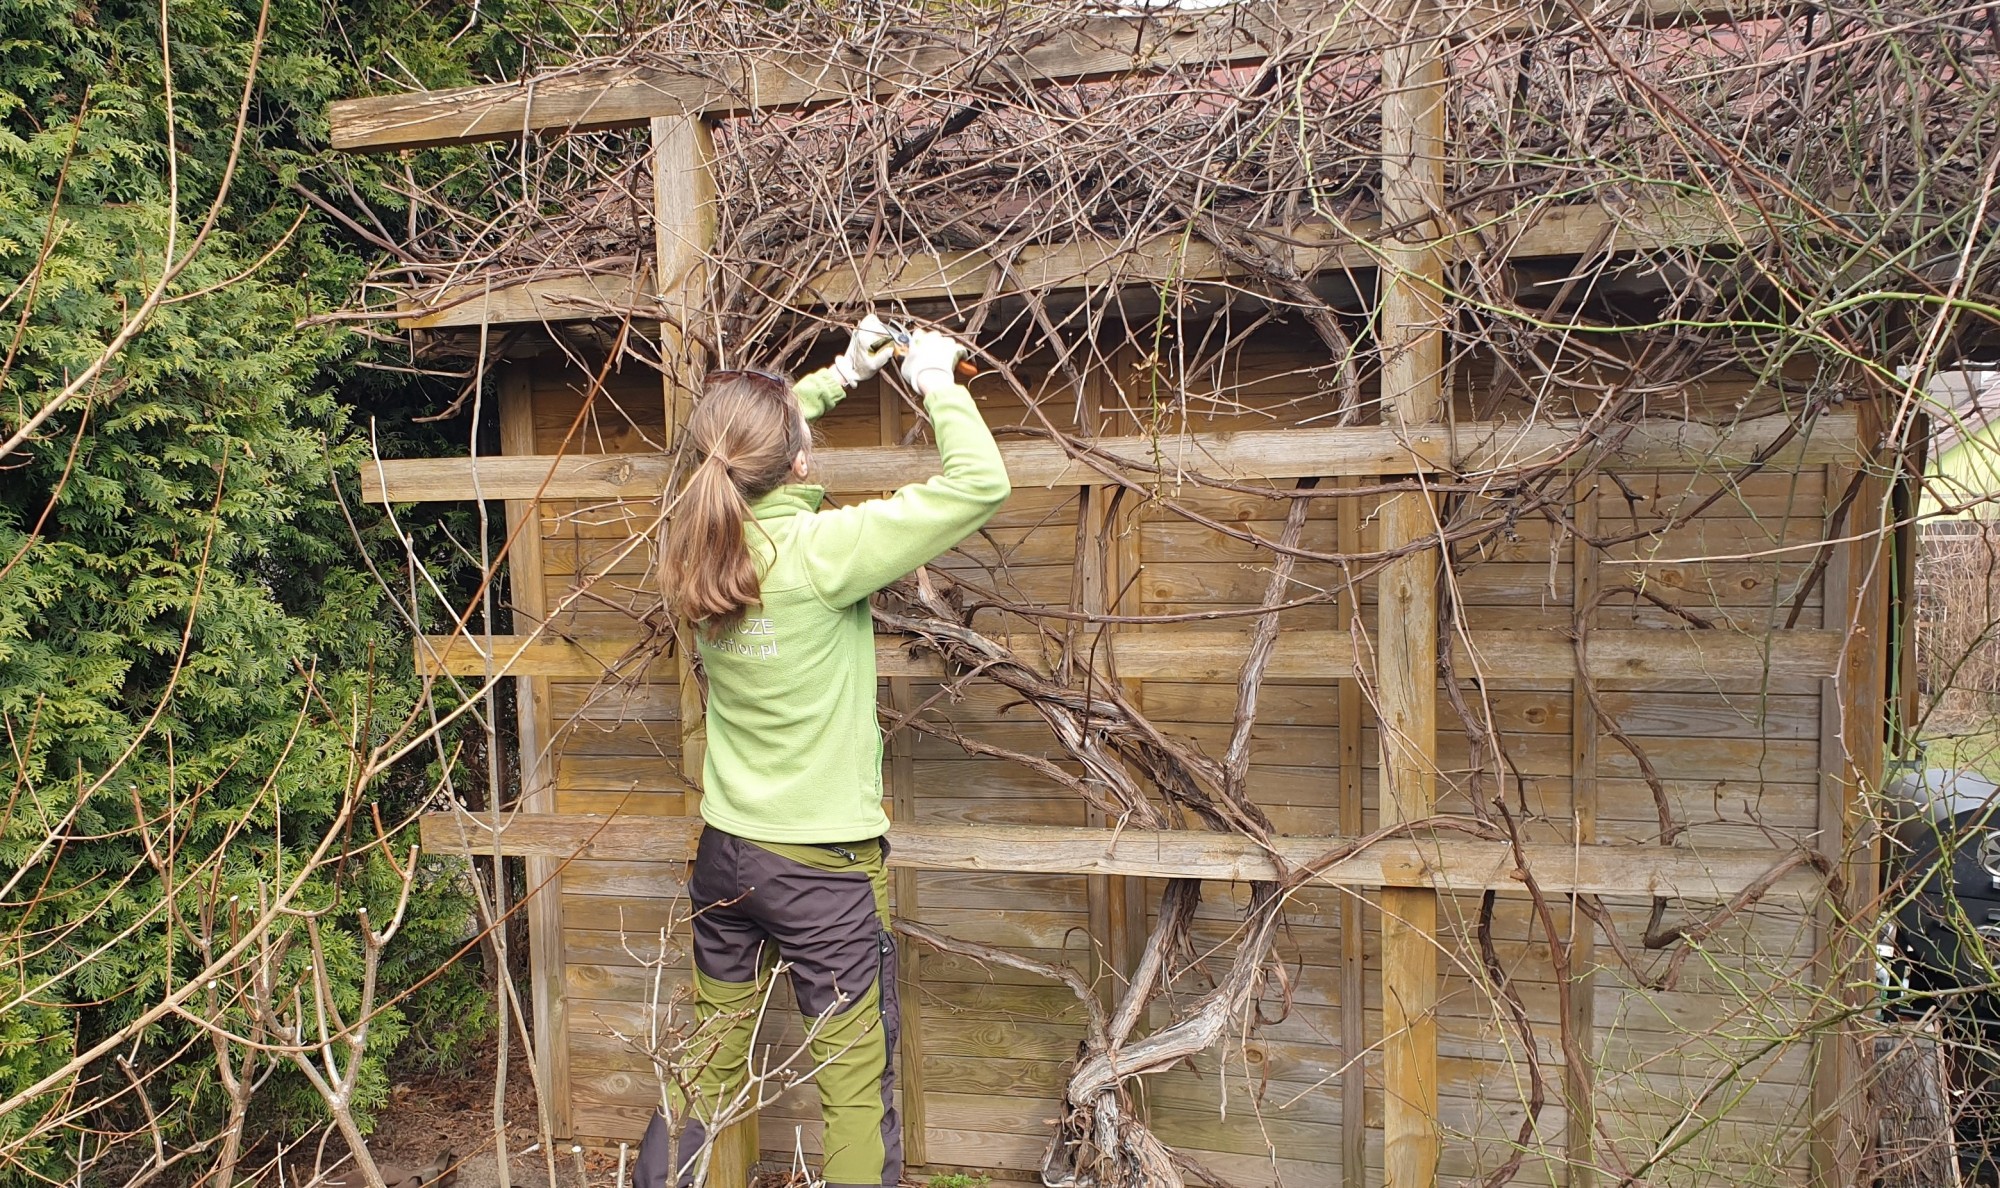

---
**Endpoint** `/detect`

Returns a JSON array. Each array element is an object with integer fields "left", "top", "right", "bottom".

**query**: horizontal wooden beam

[
  {"left": 367, "top": 422, "right": 1424, "bottom": 501},
  {"left": 332, "top": 0, "right": 1777, "bottom": 153},
  {"left": 332, "top": 2, "right": 1332, "bottom": 151},
  {"left": 415, "top": 812, "right": 1823, "bottom": 899},
  {"left": 362, "top": 411, "right": 1859, "bottom": 503},
  {"left": 400, "top": 270, "right": 650, "bottom": 330},
  {"left": 416, "top": 626, "right": 1845, "bottom": 684},
  {"left": 806, "top": 199, "right": 1744, "bottom": 306},
  {"left": 396, "top": 200, "right": 1747, "bottom": 327}
]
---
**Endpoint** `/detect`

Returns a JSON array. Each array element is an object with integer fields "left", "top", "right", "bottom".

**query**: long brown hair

[{"left": 661, "top": 371, "right": 812, "bottom": 637}]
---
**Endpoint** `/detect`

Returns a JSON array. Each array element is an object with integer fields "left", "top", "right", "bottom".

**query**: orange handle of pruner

[{"left": 888, "top": 326, "right": 980, "bottom": 380}]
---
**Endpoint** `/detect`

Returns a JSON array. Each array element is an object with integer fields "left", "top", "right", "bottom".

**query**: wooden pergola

[{"left": 332, "top": 3, "right": 1885, "bottom": 1184}]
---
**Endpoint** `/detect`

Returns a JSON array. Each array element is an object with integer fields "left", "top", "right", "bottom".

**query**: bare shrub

[{"left": 1917, "top": 521, "right": 2000, "bottom": 734}]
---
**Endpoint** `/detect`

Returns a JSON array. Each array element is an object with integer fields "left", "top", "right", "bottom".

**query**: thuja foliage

[{"left": 0, "top": 0, "right": 585, "bottom": 1176}]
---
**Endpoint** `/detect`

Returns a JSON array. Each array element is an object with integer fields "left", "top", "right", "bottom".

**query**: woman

[{"left": 635, "top": 322, "right": 1010, "bottom": 1188}]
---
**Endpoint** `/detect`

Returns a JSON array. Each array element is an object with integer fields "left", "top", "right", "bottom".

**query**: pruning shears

[{"left": 864, "top": 316, "right": 980, "bottom": 380}]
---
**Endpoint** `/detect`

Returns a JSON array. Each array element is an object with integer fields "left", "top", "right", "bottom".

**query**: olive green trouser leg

[
  {"left": 677, "top": 961, "right": 894, "bottom": 1188},
  {"left": 689, "top": 954, "right": 778, "bottom": 1113},
  {"left": 643, "top": 824, "right": 904, "bottom": 1188},
  {"left": 660, "top": 950, "right": 778, "bottom": 1185},
  {"left": 811, "top": 976, "right": 893, "bottom": 1188}
]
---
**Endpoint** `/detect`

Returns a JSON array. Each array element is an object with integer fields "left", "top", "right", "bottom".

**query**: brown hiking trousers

[{"left": 633, "top": 826, "right": 901, "bottom": 1188}]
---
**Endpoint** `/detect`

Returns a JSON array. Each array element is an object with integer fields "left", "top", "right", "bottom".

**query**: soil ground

[
  {"left": 299, "top": 1040, "right": 878, "bottom": 1188},
  {"left": 287, "top": 1043, "right": 598, "bottom": 1187}
]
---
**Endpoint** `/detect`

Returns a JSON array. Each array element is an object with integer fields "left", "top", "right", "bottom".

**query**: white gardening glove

[
  {"left": 899, "top": 328, "right": 969, "bottom": 397},
  {"left": 831, "top": 314, "right": 897, "bottom": 387}
]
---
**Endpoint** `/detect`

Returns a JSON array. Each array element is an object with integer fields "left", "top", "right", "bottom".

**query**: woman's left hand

[{"left": 833, "top": 314, "right": 897, "bottom": 386}]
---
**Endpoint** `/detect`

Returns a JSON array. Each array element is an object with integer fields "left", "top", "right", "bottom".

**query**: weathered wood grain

[
  {"left": 416, "top": 813, "right": 1823, "bottom": 899},
  {"left": 414, "top": 626, "right": 1846, "bottom": 684},
  {"left": 807, "top": 201, "right": 1744, "bottom": 306},
  {"left": 1568, "top": 486, "right": 1602, "bottom": 1187},
  {"left": 876, "top": 385, "right": 932, "bottom": 1165},
  {"left": 360, "top": 411, "right": 1861, "bottom": 503},
  {"left": 331, "top": 1, "right": 1343, "bottom": 150},
  {"left": 1334, "top": 479, "right": 1373, "bottom": 1188},
  {"left": 1376, "top": 6, "right": 1447, "bottom": 1183},
  {"left": 1814, "top": 449, "right": 1894, "bottom": 1187},
  {"left": 497, "top": 368, "right": 574, "bottom": 1137},
  {"left": 366, "top": 423, "right": 1435, "bottom": 502},
  {"left": 552, "top": 789, "right": 687, "bottom": 817},
  {"left": 1864, "top": 1026, "right": 1962, "bottom": 1188},
  {"left": 400, "top": 269, "right": 651, "bottom": 329},
  {"left": 330, "top": 0, "right": 1767, "bottom": 152}
]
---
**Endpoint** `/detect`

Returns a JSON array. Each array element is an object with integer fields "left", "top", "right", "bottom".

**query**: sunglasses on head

[{"left": 704, "top": 367, "right": 793, "bottom": 392}]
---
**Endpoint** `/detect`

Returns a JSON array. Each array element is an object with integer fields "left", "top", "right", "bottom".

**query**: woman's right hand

[{"left": 900, "top": 329, "right": 969, "bottom": 397}]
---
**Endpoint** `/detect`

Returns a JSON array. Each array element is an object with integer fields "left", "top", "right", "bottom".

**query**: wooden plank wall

[
  {"left": 501, "top": 329, "right": 1861, "bottom": 1187},
  {"left": 524, "top": 358, "right": 684, "bottom": 1142}
]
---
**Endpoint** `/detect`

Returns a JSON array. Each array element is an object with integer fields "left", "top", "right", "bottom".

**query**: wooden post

[
  {"left": 1105, "top": 353, "right": 1149, "bottom": 985},
  {"left": 1080, "top": 479, "right": 1118, "bottom": 1017},
  {"left": 1078, "top": 361, "right": 1148, "bottom": 1012},
  {"left": 1075, "top": 480, "right": 1153, "bottom": 1006},
  {"left": 499, "top": 366, "right": 573, "bottom": 1139},
  {"left": 882, "top": 385, "right": 930, "bottom": 1168},
  {"left": 653, "top": 112, "right": 718, "bottom": 797},
  {"left": 1337, "top": 481, "right": 1369, "bottom": 1188},
  {"left": 653, "top": 112, "right": 759, "bottom": 1186},
  {"left": 1867, "top": 1025, "right": 1962, "bottom": 1188},
  {"left": 1812, "top": 462, "right": 1856, "bottom": 1187},
  {"left": 1566, "top": 489, "right": 1600, "bottom": 1187},
  {"left": 1376, "top": 2, "right": 1446, "bottom": 1185},
  {"left": 1812, "top": 445, "right": 1891, "bottom": 1187},
  {"left": 1077, "top": 359, "right": 1116, "bottom": 1010}
]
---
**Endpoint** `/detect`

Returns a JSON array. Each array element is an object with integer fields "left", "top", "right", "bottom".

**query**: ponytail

[
  {"left": 663, "top": 454, "right": 760, "bottom": 635},
  {"left": 661, "top": 372, "right": 811, "bottom": 638}
]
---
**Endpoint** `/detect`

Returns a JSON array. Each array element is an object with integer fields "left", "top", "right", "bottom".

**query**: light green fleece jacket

[{"left": 693, "top": 368, "right": 1011, "bottom": 844}]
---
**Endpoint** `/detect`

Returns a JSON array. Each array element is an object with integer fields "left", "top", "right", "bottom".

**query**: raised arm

[
  {"left": 796, "top": 331, "right": 1011, "bottom": 608},
  {"left": 793, "top": 315, "right": 898, "bottom": 422},
  {"left": 792, "top": 368, "right": 847, "bottom": 422}
]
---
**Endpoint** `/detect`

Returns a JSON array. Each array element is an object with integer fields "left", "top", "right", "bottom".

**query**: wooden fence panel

[{"left": 457, "top": 332, "right": 1864, "bottom": 1187}]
